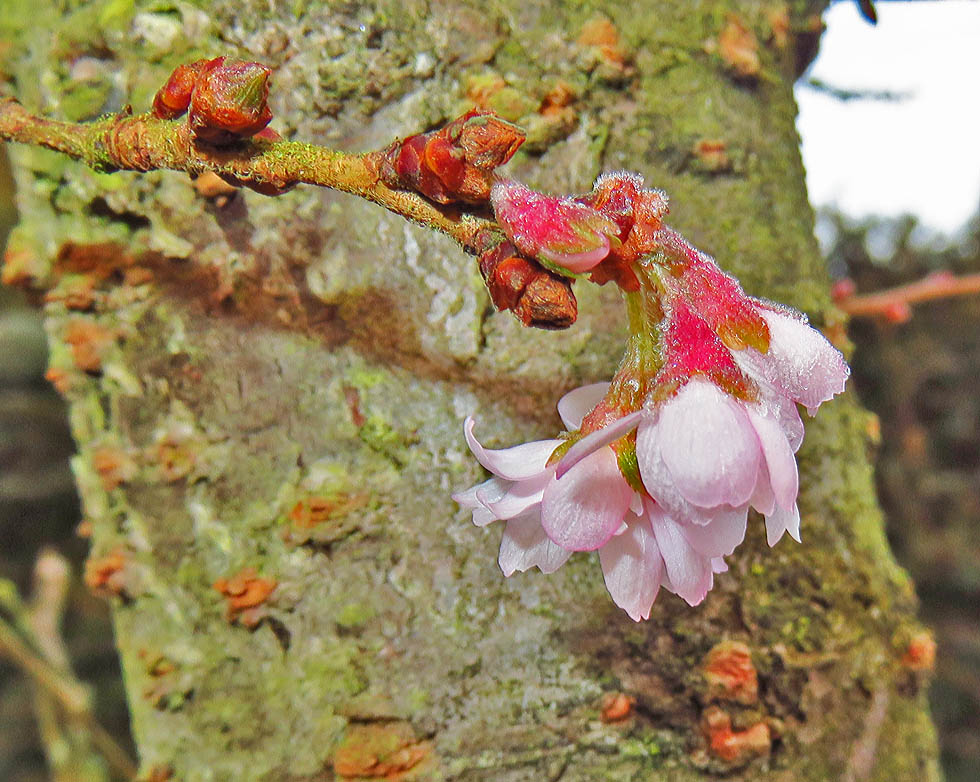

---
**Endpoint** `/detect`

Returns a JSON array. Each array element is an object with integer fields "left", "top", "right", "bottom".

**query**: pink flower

[
  {"left": 453, "top": 383, "right": 734, "bottom": 620},
  {"left": 490, "top": 179, "right": 621, "bottom": 273}
]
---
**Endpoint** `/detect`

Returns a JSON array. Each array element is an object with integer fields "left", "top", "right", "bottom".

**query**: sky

[{"left": 796, "top": 0, "right": 980, "bottom": 236}]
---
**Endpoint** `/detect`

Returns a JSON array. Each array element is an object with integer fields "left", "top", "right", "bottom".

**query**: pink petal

[
  {"left": 749, "top": 310, "right": 850, "bottom": 415},
  {"left": 476, "top": 471, "right": 550, "bottom": 519},
  {"left": 636, "top": 424, "right": 735, "bottom": 526},
  {"left": 765, "top": 503, "right": 802, "bottom": 546},
  {"left": 538, "top": 239, "right": 611, "bottom": 273},
  {"left": 498, "top": 514, "right": 572, "bottom": 576},
  {"left": 747, "top": 407, "right": 798, "bottom": 511},
  {"left": 711, "top": 557, "right": 728, "bottom": 574},
  {"left": 656, "top": 380, "right": 759, "bottom": 508},
  {"left": 453, "top": 478, "right": 505, "bottom": 526},
  {"left": 598, "top": 515, "right": 663, "bottom": 621},
  {"left": 490, "top": 179, "right": 618, "bottom": 273},
  {"left": 731, "top": 359, "right": 806, "bottom": 451},
  {"left": 679, "top": 506, "right": 748, "bottom": 558},
  {"left": 648, "top": 504, "right": 715, "bottom": 606},
  {"left": 541, "top": 447, "right": 632, "bottom": 551},
  {"left": 557, "top": 382, "right": 610, "bottom": 429},
  {"left": 464, "top": 417, "right": 559, "bottom": 480},
  {"left": 749, "top": 463, "right": 776, "bottom": 516},
  {"left": 554, "top": 410, "right": 643, "bottom": 479}
]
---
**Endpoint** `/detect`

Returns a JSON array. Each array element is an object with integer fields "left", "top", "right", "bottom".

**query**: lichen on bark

[{"left": 1, "top": 1, "right": 940, "bottom": 780}]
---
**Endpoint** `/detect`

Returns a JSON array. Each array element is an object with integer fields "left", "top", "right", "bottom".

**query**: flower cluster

[{"left": 455, "top": 174, "right": 849, "bottom": 621}]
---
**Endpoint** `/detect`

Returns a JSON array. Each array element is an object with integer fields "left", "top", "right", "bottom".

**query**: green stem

[{"left": 0, "top": 98, "right": 495, "bottom": 253}]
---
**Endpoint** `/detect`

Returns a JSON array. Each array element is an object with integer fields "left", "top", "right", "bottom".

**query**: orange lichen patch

[
  {"left": 902, "top": 631, "right": 937, "bottom": 672},
  {"left": 84, "top": 548, "right": 130, "bottom": 597},
  {"left": 692, "top": 139, "right": 731, "bottom": 173},
  {"left": 1, "top": 245, "right": 46, "bottom": 287},
  {"left": 43, "top": 275, "right": 97, "bottom": 310},
  {"left": 53, "top": 241, "right": 134, "bottom": 281},
  {"left": 213, "top": 568, "right": 277, "bottom": 626},
  {"left": 702, "top": 706, "right": 771, "bottom": 764},
  {"left": 539, "top": 82, "right": 576, "bottom": 117},
  {"left": 600, "top": 692, "right": 635, "bottom": 723},
  {"left": 44, "top": 367, "right": 73, "bottom": 395},
  {"left": 577, "top": 15, "right": 631, "bottom": 72},
  {"left": 193, "top": 170, "right": 239, "bottom": 200},
  {"left": 714, "top": 14, "right": 761, "bottom": 79},
  {"left": 152, "top": 429, "right": 199, "bottom": 483},
  {"left": 75, "top": 520, "right": 93, "bottom": 538},
  {"left": 123, "top": 266, "right": 155, "bottom": 287},
  {"left": 289, "top": 493, "right": 370, "bottom": 529},
  {"left": 703, "top": 640, "right": 758, "bottom": 705},
  {"left": 139, "top": 764, "right": 173, "bottom": 782},
  {"left": 92, "top": 446, "right": 139, "bottom": 491},
  {"left": 63, "top": 319, "right": 117, "bottom": 373},
  {"left": 333, "top": 723, "right": 432, "bottom": 780}
]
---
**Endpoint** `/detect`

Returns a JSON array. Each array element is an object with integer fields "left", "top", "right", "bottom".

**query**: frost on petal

[
  {"left": 555, "top": 410, "right": 642, "bottom": 478},
  {"left": 541, "top": 447, "right": 632, "bottom": 551},
  {"left": 649, "top": 504, "right": 715, "bottom": 606},
  {"left": 476, "top": 471, "right": 551, "bottom": 520},
  {"left": 490, "top": 179, "right": 620, "bottom": 273},
  {"left": 746, "top": 407, "right": 798, "bottom": 512},
  {"left": 679, "top": 506, "right": 748, "bottom": 558},
  {"left": 464, "top": 417, "right": 559, "bottom": 480},
  {"left": 656, "top": 380, "right": 759, "bottom": 508},
  {"left": 765, "top": 503, "right": 802, "bottom": 546},
  {"left": 557, "top": 382, "right": 610, "bottom": 429},
  {"left": 745, "top": 310, "right": 850, "bottom": 415},
  {"left": 599, "top": 515, "right": 663, "bottom": 621},
  {"left": 498, "top": 514, "right": 572, "bottom": 576}
]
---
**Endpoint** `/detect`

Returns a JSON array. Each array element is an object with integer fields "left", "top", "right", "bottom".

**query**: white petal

[
  {"left": 649, "top": 504, "right": 715, "bottom": 606},
  {"left": 679, "top": 506, "right": 748, "bottom": 558},
  {"left": 471, "top": 506, "right": 497, "bottom": 527},
  {"left": 765, "top": 503, "right": 802, "bottom": 546},
  {"left": 541, "top": 447, "right": 632, "bottom": 551},
  {"left": 554, "top": 410, "right": 642, "bottom": 479},
  {"left": 599, "top": 515, "right": 663, "bottom": 621},
  {"left": 453, "top": 478, "right": 507, "bottom": 526},
  {"left": 747, "top": 407, "right": 798, "bottom": 512},
  {"left": 654, "top": 380, "right": 760, "bottom": 508},
  {"left": 749, "top": 462, "right": 776, "bottom": 516},
  {"left": 748, "top": 310, "right": 850, "bottom": 414},
  {"left": 476, "top": 471, "right": 550, "bottom": 520},
  {"left": 498, "top": 514, "right": 572, "bottom": 575},
  {"left": 558, "top": 382, "right": 610, "bottom": 429},
  {"left": 637, "top": 425, "right": 736, "bottom": 526},
  {"left": 464, "top": 417, "right": 560, "bottom": 480}
]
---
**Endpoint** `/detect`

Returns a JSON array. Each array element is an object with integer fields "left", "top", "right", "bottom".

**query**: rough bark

[{"left": 1, "top": 1, "right": 940, "bottom": 780}]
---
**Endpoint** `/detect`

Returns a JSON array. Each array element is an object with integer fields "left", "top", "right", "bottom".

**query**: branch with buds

[{"left": 2, "top": 56, "right": 851, "bottom": 621}]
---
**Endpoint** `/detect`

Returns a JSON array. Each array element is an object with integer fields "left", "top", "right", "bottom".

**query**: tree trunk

[{"left": 1, "top": 1, "right": 941, "bottom": 779}]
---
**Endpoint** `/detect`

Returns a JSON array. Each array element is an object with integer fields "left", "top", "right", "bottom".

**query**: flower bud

[
  {"left": 380, "top": 109, "right": 525, "bottom": 204},
  {"left": 188, "top": 57, "right": 273, "bottom": 144},
  {"left": 476, "top": 235, "right": 577, "bottom": 329},
  {"left": 151, "top": 60, "right": 206, "bottom": 119}
]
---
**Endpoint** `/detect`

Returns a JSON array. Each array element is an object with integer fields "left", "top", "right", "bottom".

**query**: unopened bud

[
  {"left": 152, "top": 60, "right": 206, "bottom": 119},
  {"left": 188, "top": 57, "right": 273, "bottom": 144}
]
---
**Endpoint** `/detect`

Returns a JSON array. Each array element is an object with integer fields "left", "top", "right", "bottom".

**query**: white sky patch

[{"left": 796, "top": 1, "right": 980, "bottom": 236}]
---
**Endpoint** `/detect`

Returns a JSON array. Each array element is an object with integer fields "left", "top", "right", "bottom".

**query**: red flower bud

[
  {"left": 187, "top": 57, "right": 273, "bottom": 144},
  {"left": 380, "top": 109, "right": 525, "bottom": 205},
  {"left": 151, "top": 60, "right": 206, "bottom": 119},
  {"left": 475, "top": 234, "right": 577, "bottom": 329}
]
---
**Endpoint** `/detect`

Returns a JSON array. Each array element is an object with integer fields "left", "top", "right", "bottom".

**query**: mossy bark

[{"left": 2, "top": 1, "right": 940, "bottom": 779}]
